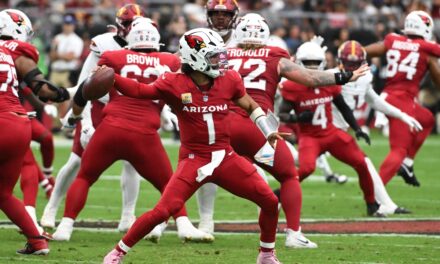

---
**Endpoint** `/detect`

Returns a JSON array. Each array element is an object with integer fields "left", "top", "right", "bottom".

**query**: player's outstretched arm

[
  {"left": 234, "top": 93, "right": 290, "bottom": 147},
  {"left": 365, "top": 88, "right": 422, "bottom": 131},
  {"left": 15, "top": 55, "right": 70, "bottom": 102},
  {"left": 278, "top": 58, "right": 369, "bottom": 87},
  {"left": 333, "top": 94, "right": 370, "bottom": 145},
  {"left": 113, "top": 72, "right": 161, "bottom": 99},
  {"left": 364, "top": 41, "right": 386, "bottom": 59},
  {"left": 278, "top": 99, "right": 313, "bottom": 123}
]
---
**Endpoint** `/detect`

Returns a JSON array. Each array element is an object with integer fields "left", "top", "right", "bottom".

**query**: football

[{"left": 82, "top": 67, "right": 115, "bottom": 100}]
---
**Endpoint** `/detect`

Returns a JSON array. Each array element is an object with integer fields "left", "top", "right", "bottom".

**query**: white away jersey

[
  {"left": 331, "top": 68, "right": 373, "bottom": 130},
  {"left": 90, "top": 32, "right": 123, "bottom": 57}
]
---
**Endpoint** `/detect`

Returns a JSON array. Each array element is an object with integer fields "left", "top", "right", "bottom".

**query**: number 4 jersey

[
  {"left": 280, "top": 81, "right": 341, "bottom": 137},
  {"left": 227, "top": 46, "right": 290, "bottom": 115},
  {"left": 384, "top": 33, "right": 440, "bottom": 97},
  {"left": 98, "top": 50, "right": 180, "bottom": 134}
]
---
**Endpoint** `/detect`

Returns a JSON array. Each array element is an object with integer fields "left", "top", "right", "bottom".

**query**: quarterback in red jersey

[
  {"left": 279, "top": 40, "right": 384, "bottom": 217},
  {"left": 101, "top": 28, "right": 292, "bottom": 264},
  {"left": 365, "top": 11, "right": 440, "bottom": 186},
  {"left": 196, "top": 13, "right": 369, "bottom": 247},
  {"left": 53, "top": 18, "right": 212, "bottom": 243}
]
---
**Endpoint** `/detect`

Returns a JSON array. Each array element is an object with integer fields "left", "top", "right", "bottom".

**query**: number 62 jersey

[{"left": 98, "top": 49, "right": 180, "bottom": 134}]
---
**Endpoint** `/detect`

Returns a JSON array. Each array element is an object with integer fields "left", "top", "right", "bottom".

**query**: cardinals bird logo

[
  {"left": 6, "top": 11, "right": 25, "bottom": 26},
  {"left": 418, "top": 14, "right": 431, "bottom": 27},
  {"left": 185, "top": 34, "right": 206, "bottom": 51}
]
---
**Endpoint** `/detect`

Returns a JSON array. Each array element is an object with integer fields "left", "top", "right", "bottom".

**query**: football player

[
  {"left": 196, "top": 13, "right": 369, "bottom": 246},
  {"left": 330, "top": 40, "right": 418, "bottom": 214},
  {"left": 102, "top": 27, "right": 290, "bottom": 264},
  {"left": 278, "top": 40, "right": 385, "bottom": 217},
  {"left": 41, "top": 4, "right": 145, "bottom": 233},
  {"left": 53, "top": 18, "right": 212, "bottom": 243},
  {"left": 206, "top": 0, "right": 239, "bottom": 47},
  {"left": 0, "top": 10, "right": 68, "bottom": 255},
  {"left": 365, "top": 11, "right": 440, "bottom": 186}
]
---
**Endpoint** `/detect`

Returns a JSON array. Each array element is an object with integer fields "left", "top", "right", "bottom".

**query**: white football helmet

[
  {"left": 0, "top": 9, "right": 33, "bottom": 42},
  {"left": 126, "top": 17, "right": 161, "bottom": 51},
  {"left": 296, "top": 41, "right": 326, "bottom": 70},
  {"left": 234, "top": 13, "right": 270, "bottom": 45},
  {"left": 403, "top": 10, "right": 433, "bottom": 41},
  {"left": 179, "top": 28, "right": 228, "bottom": 78}
]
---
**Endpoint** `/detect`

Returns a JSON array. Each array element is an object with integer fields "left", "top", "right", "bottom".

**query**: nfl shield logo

[
  {"left": 181, "top": 93, "right": 192, "bottom": 104},
  {"left": 203, "top": 95, "right": 208, "bottom": 102}
]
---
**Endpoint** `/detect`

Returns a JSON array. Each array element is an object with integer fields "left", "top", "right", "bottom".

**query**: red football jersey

[
  {"left": 98, "top": 50, "right": 180, "bottom": 134},
  {"left": 280, "top": 81, "right": 341, "bottom": 137},
  {"left": 0, "top": 46, "right": 23, "bottom": 113},
  {"left": 227, "top": 46, "right": 289, "bottom": 115},
  {"left": 0, "top": 40, "right": 39, "bottom": 64},
  {"left": 152, "top": 70, "right": 246, "bottom": 154},
  {"left": 383, "top": 33, "right": 440, "bottom": 97}
]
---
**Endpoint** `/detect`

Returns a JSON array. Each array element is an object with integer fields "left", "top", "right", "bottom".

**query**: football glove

[{"left": 355, "top": 129, "right": 371, "bottom": 145}]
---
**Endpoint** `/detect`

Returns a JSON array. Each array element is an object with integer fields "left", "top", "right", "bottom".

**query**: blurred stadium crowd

[{"left": 5, "top": 0, "right": 440, "bottom": 133}]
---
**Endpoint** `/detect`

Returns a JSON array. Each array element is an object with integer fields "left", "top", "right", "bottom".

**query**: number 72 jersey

[
  {"left": 383, "top": 33, "right": 436, "bottom": 97},
  {"left": 227, "top": 46, "right": 290, "bottom": 115}
]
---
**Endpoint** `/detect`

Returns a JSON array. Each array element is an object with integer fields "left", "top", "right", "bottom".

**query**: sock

[
  {"left": 260, "top": 241, "right": 275, "bottom": 252},
  {"left": 39, "top": 133, "right": 54, "bottom": 170},
  {"left": 63, "top": 177, "right": 90, "bottom": 219},
  {"left": 42, "top": 166, "right": 53, "bottom": 177},
  {"left": 280, "top": 177, "right": 302, "bottom": 231},
  {"left": 0, "top": 195, "right": 40, "bottom": 238},
  {"left": 46, "top": 153, "right": 81, "bottom": 211},
  {"left": 403, "top": 157, "right": 414, "bottom": 167},
  {"left": 316, "top": 154, "right": 333, "bottom": 176},
  {"left": 20, "top": 163, "right": 39, "bottom": 207},
  {"left": 196, "top": 183, "right": 217, "bottom": 222},
  {"left": 116, "top": 240, "right": 130, "bottom": 254},
  {"left": 120, "top": 161, "right": 140, "bottom": 218},
  {"left": 25, "top": 206, "right": 43, "bottom": 234},
  {"left": 365, "top": 157, "right": 397, "bottom": 209}
]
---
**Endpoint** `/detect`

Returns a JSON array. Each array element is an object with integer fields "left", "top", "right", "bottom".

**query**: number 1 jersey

[
  {"left": 227, "top": 46, "right": 289, "bottom": 115},
  {"left": 98, "top": 50, "right": 180, "bottom": 134}
]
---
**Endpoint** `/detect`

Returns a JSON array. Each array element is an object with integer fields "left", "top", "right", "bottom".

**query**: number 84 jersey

[
  {"left": 227, "top": 46, "right": 290, "bottom": 115},
  {"left": 383, "top": 33, "right": 438, "bottom": 98}
]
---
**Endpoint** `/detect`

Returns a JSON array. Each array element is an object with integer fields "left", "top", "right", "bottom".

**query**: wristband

[{"left": 334, "top": 71, "right": 353, "bottom": 85}]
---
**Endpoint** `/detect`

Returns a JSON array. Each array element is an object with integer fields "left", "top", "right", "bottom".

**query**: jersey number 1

[{"left": 203, "top": 113, "right": 215, "bottom": 145}]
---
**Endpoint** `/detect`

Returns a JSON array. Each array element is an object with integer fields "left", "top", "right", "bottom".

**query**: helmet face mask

[
  {"left": 234, "top": 13, "right": 269, "bottom": 46},
  {"left": 403, "top": 10, "right": 433, "bottom": 41},
  {"left": 206, "top": 0, "right": 239, "bottom": 37},
  {"left": 337, "top": 40, "right": 366, "bottom": 72},
  {"left": 180, "top": 28, "right": 228, "bottom": 78},
  {"left": 115, "top": 4, "right": 145, "bottom": 39},
  {"left": 125, "top": 17, "right": 161, "bottom": 51},
  {"left": 0, "top": 9, "right": 33, "bottom": 42}
]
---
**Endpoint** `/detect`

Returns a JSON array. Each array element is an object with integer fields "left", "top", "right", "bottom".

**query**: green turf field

[{"left": 1, "top": 132, "right": 440, "bottom": 263}]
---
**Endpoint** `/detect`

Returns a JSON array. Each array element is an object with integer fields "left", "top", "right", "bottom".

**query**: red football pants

[
  {"left": 121, "top": 149, "right": 279, "bottom": 248},
  {"left": 229, "top": 112, "right": 302, "bottom": 230},
  {"left": 298, "top": 129, "right": 375, "bottom": 203},
  {"left": 31, "top": 118, "right": 54, "bottom": 169},
  {"left": 379, "top": 93, "right": 434, "bottom": 184},
  {"left": 20, "top": 148, "right": 44, "bottom": 207},
  {"left": 0, "top": 113, "right": 40, "bottom": 238},
  {"left": 63, "top": 119, "right": 187, "bottom": 219}
]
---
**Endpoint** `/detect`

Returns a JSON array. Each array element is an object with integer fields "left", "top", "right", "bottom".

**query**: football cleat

[
  {"left": 144, "top": 222, "right": 167, "bottom": 243},
  {"left": 103, "top": 249, "right": 125, "bottom": 264},
  {"left": 52, "top": 217, "right": 74, "bottom": 241},
  {"left": 394, "top": 207, "right": 412, "bottom": 214},
  {"left": 325, "top": 174, "right": 348, "bottom": 184},
  {"left": 367, "top": 202, "right": 386, "bottom": 218},
  {"left": 177, "top": 217, "right": 214, "bottom": 243},
  {"left": 285, "top": 228, "right": 317, "bottom": 249},
  {"left": 398, "top": 164, "right": 420, "bottom": 187},
  {"left": 118, "top": 214, "right": 136, "bottom": 233},
  {"left": 40, "top": 206, "right": 57, "bottom": 229},
  {"left": 256, "top": 250, "right": 282, "bottom": 264},
  {"left": 17, "top": 237, "right": 49, "bottom": 255}
]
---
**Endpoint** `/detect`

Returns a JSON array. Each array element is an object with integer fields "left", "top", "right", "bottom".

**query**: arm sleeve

[
  {"left": 114, "top": 73, "right": 161, "bottom": 99},
  {"left": 81, "top": 102, "right": 93, "bottom": 128},
  {"left": 365, "top": 87, "right": 404, "bottom": 119},
  {"left": 333, "top": 94, "right": 361, "bottom": 131},
  {"left": 75, "top": 52, "right": 100, "bottom": 90}
]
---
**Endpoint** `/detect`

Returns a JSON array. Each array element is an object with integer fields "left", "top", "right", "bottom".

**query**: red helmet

[
  {"left": 115, "top": 4, "right": 145, "bottom": 39},
  {"left": 206, "top": 0, "right": 239, "bottom": 37},
  {"left": 337, "top": 40, "right": 366, "bottom": 72}
]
